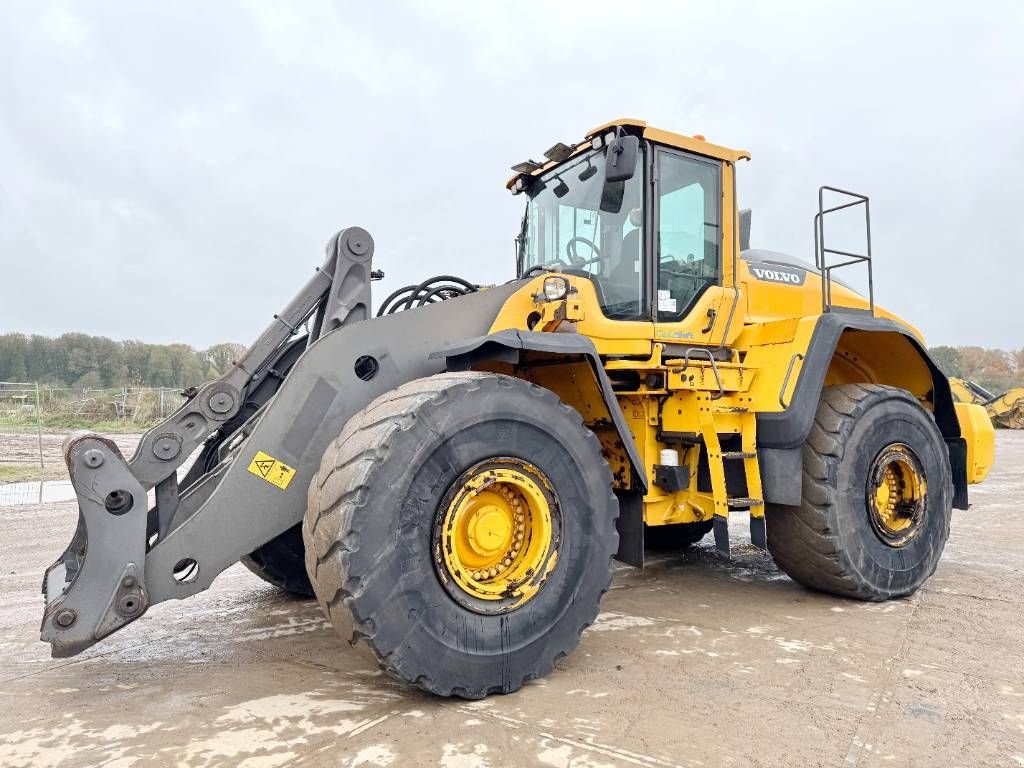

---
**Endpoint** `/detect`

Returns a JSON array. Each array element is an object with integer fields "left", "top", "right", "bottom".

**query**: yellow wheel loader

[
  {"left": 41, "top": 119, "right": 995, "bottom": 698},
  {"left": 950, "top": 377, "right": 1024, "bottom": 430}
]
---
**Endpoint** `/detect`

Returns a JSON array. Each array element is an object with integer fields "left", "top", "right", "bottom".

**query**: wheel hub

[
  {"left": 467, "top": 505, "right": 515, "bottom": 557},
  {"left": 434, "top": 458, "right": 559, "bottom": 613},
  {"left": 867, "top": 443, "right": 927, "bottom": 547}
]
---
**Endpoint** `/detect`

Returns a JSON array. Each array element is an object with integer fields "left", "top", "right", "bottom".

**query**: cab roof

[{"left": 506, "top": 118, "right": 751, "bottom": 191}]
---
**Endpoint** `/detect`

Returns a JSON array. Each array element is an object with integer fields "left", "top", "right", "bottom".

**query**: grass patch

[
  {"left": 2, "top": 418, "right": 158, "bottom": 434},
  {"left": 0, "top": 463, "right": 67, "bottom": 483}
]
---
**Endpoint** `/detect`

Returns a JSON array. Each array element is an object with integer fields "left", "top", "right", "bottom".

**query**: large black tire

[
  {"left": 303, "top": 371, "right": 619, "bottom": 698},
  {"left": 644, "top": 520, "right": 713, "bottom": 550},
  {"left": 241, "top": 524, "right": 314, "bottom": 597},
  {"left": 766, "top": 383, "right": 953, "bottom": 600}
]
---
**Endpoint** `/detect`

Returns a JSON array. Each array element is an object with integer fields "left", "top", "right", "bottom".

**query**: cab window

[
  {"left": 520, "top": 147, "right": 645, "bottom": 320},
  {"left": 657, "top": 151, "right": 721, "bottom": 321}
]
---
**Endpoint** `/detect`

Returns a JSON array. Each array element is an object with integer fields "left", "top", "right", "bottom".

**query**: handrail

[
  {"left": 779, "top": 353, "right": 804, "bottom": 408},
  {"left": 682, "top": 347, "right": 725, "bottom": 400},
  {"left": 814, "top": 186, "right": 874, "bottom": 315}
]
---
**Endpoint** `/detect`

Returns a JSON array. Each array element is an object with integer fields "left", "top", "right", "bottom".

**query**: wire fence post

[{"left": 35, "top": 381, "right": 44, "bottom": 469}]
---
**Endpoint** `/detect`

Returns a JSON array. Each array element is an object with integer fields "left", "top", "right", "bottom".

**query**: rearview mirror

[{"left": 605, "top": 134, "right": 639, "bottom": 182}]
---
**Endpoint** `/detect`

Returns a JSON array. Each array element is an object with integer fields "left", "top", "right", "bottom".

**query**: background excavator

[{"left": 39, "top": 119, "right": 995, "bottom": 698}]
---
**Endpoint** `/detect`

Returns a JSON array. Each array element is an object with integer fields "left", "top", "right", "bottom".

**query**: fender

[
  {"left": 435, "top": 329, "right": 648, "bottom": 494},
  {"left": 436, "top": 329, "right": 648, "bottom": 566},
  {"left": 756, "top": 312, "right": 968, "bottom": 509}
]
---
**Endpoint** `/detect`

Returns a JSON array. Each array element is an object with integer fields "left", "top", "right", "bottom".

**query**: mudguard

[
  {"left": 436, "top": 329, "right": 649, "bottom": 567},
  {"left": 436, "top": 329, "right": 648, "bottom": 493},
  {"left": 756, "top": 312, "right": 968, "bottom": 509}
]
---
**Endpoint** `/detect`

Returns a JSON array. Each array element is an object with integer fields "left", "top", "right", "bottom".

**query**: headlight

[{"left": 542, "top": 276, "right": 570, "bottom": 302}]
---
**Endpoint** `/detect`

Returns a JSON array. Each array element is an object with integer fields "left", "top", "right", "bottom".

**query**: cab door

[{"left": 652, "top": 147, "right": 736, "bottom": 348}]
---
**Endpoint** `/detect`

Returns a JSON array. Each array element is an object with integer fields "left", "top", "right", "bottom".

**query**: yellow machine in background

[{"left": 951, "top": 377, "right": 1024, "bottom": 430}]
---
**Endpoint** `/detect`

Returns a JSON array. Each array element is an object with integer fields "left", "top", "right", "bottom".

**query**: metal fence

[
  {"left": 0, "top": 382, "right": 44, "bottom": 471},
  {"left": 0, "top": 382, "right": 181, "bottom": 434}
]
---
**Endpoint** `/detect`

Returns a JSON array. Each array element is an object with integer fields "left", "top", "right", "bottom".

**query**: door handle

[{"left": 701, "top": 308, "right": 717, "bottom": 334}]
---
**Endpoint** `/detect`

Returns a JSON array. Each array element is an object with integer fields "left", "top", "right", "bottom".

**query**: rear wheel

[
  {"left": 240, "top": 524, "right": 313, "bottom": 597},
  {"left": 303, "top": 371, "right": 619, "bottom": 698},
  {"left": 766, "top": 383, "right": 952, "bottom": 600}
]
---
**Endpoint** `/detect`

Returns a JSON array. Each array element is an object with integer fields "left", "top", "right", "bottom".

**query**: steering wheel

[
  {"left": 661, "top": 255, "right": 704, "bottom": 299},
  {"left": 566, "top": 236, "right": 602, "bottom": 267}
]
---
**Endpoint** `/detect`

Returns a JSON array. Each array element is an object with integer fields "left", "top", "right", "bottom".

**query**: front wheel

[
  {"left": 303, "top": 372, "right": 619, "bottom": 698},
  {"left": 766, "top": 383, "right": 953, "bottom": 601}
]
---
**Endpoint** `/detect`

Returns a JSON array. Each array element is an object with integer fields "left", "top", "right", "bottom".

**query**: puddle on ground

[{"left": 0, "top": 479, "right": 77, "bottom": 505}]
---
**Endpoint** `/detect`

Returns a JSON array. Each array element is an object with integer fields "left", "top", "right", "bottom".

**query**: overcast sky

[{"left": 1, "top": 1, "right": 1021, "bottom": 349}]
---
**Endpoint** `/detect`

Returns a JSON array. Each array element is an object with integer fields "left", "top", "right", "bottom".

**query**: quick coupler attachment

[{"left": 40, "top": 431, "right": 150, "bottom": 657}]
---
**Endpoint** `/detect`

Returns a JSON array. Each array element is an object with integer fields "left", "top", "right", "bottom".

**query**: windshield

[{"left": 518, "top": 146, "right": 645, "bottom": 320}]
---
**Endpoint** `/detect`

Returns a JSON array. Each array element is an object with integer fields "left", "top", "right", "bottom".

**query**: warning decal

[{"left": 247, "top": 450, "right": 297, "bottom": 490}]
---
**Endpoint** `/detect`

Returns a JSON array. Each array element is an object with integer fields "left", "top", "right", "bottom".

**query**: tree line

[
  {"left": 1, "top": 332, "right": 1021, "bottom": 395},
  {"left": 927, "top": 346, "right": 1024, "bottom": 395},
  {"left": 0, "top": 333, "right": 245, "bottom": 389}
]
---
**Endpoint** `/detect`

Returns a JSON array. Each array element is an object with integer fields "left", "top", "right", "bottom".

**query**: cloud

[{"left": 0, "top": 0, "right": 1021, "bottom": 348}]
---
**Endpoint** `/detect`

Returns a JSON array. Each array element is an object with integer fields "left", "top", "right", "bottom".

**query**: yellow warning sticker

[{"left": 247, "top": 450, "right": 296, "bottom": 490}]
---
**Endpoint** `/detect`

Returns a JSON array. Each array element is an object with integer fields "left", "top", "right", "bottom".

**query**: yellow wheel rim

[
  {"left": 867, "top": 443, "right": 927, "bottom": 547},
  {"left": 434, "top": 458, "right": 559, "bottom": 613}
]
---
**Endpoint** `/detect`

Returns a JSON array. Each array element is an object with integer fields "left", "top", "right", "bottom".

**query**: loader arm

[
  {"left": 987, "top": 387, "right": 1024, "bottom": 429},
  {"left": 40, "top": 228, "right": 518, "bottom": 657}
]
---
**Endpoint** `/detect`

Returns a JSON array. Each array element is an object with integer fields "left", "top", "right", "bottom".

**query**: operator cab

[{"left": 514, "top": 123, "right": 729, "bottom": 326}]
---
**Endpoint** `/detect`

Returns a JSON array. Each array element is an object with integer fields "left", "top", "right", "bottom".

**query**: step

[
  {"left": 721, "top": 451, "right": 756, "bottom": 460},
  {"left": 713, "top": 406, "right": 749, "bottom": 414},
  {"left": 657, "top": 430, "right": 701, "bottom": 445},
  {"left": 727, "top": 497, "right": 764, "bottom": 508}
]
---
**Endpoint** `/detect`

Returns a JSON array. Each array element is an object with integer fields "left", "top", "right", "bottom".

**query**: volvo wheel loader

[{"left": 40, "top": 119, "right": 995, "bottom": 698}]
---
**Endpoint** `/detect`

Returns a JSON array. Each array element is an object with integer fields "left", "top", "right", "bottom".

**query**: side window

[{"left": 657, "top": 152, "right": 721, "bottom": 321}]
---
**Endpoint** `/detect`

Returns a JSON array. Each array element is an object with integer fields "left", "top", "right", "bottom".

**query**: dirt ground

[
  {"left": 0, "top": 432, "right": 142, "bottom": 466},
  {"left": 0, "top": 432, "right": 143, "bottom": 482},
  {"left": 0, "top": 432, "right": 1022, "bottom": 767}
]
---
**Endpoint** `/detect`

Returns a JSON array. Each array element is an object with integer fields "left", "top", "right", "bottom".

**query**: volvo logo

[{"left": 750, "top": 265, "right": 806, "bottom": 286}]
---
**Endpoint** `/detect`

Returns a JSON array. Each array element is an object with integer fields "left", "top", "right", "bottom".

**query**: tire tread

[
  {"left": 766, "top": 383, "right": 951, "bottom": 601},
  {"left": 303, "top": 371, "right": 618, "bottom": 698}
]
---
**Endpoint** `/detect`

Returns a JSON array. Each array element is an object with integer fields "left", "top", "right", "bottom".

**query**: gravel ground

[{"left": 0, "top": 432, "right": 1021, "bottom": 767}]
